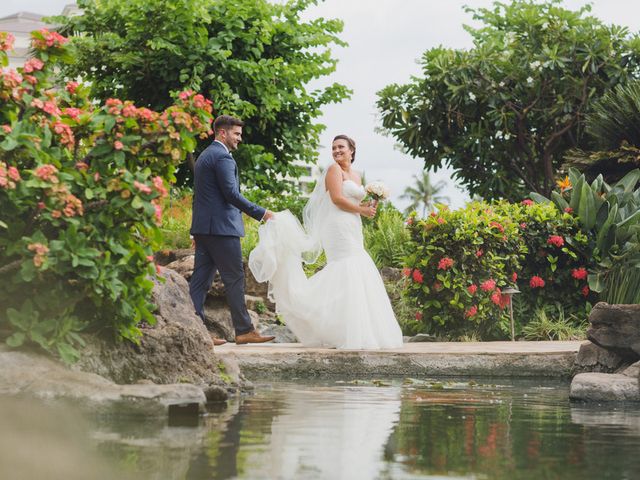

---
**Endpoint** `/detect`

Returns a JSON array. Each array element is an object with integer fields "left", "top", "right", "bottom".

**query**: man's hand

[{"left": 262, "top": 210, "right": 275, "bottom": 222}]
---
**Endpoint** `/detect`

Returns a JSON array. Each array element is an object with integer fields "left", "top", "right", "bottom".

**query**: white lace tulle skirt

[{"left": 249, "top": 211, "right": 404, "bottom": 349}]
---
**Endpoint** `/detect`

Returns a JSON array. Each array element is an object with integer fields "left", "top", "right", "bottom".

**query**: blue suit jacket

[{"left": 190, "top": 141, "right": 265, "bottom": 237}]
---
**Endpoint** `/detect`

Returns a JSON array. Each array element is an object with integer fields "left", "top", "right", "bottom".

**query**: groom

[{"left": 189, "top": 115, "right": 275, "bottom": 345}]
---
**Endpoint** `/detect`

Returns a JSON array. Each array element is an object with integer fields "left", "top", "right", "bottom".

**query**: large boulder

[
  {"left": 570, "top": 362, "right": 640, "bottom": 401},
  {"left": 75, "top": 268, "right": 243, "bottom": 392},
  {"left": 588, "top": 302, "right": 640, "bottom": 361},
  {"left": 573, "top": 341, "right": 630, "bottom": 374},
  {"left": 0, "top": 347, "right": 207, "bottom": 416}
]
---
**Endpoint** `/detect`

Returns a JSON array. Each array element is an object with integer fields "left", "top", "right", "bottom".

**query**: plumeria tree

[
  {"left": 0, "top": 30, "right": 213, "bottom": 361},
  {"left": 377, "top": 0, "right": 640, "bottom": 201}
]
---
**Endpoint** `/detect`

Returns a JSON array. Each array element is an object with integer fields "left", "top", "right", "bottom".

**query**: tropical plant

[
  {"left": 399, "top": 171, "right": 449, "bottom": 217},
  {"left": 521, "top": 304, "right": 587, "bottom": 341},
  {"left": 0, "top": 30, "right": 213, "bottom": 361},
  {"left": 531, "top": 168, "right": 640, "bottom": 304},
  {"left": 363, "top": 203, "right": 411, "bottom": 269},
  {"left": 565, "top": 80, "right": 640, "bottom": 183},
  {"left": 402, "top": 200, "right": 593, "bottom": 340},
  {"left": 377, "top": 0, "right": 640, "bottom": 200},
  {"left": 58, "top": 0, "right": 351, "bottom": 193}
]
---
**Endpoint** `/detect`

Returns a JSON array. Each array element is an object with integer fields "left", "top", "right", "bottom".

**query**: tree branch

[{"left": 0, "top": 259, "right": 21, "bottom": 276}]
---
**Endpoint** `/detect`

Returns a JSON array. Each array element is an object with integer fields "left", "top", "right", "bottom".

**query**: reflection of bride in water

[{"left": 261, "top": 385, "right": 401, "bottom": 479}]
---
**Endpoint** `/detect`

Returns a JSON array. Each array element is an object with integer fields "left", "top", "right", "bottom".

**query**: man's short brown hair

[{"left": 214, "top": 115, "right": 244, "bottom": 134}]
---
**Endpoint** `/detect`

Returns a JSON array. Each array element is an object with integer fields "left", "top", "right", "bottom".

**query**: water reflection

[{"left": 3, "top": 379, "right": 640, "bottom": 480}]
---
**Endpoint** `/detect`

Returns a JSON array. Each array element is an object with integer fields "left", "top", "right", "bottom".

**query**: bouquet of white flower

[{"left": 365, "top": 181, "right": 390, "bottom": 203}]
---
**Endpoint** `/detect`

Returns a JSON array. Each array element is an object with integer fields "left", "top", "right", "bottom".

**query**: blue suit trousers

[{"left": 189, "top": 234, "right": 254, "bottom": 336}]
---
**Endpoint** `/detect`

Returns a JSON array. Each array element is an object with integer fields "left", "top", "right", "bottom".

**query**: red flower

[
  {"left": 114, "top": 140, "right": 124, "bottom": 150},
  {"left": 433, "top": 281, "right": 443, "bottom": 291},
  {"left": 491, "top": 291, "right": 502, "bottom": 306},
  {"left": 480, "top": 279, "right": 496, "bottom": 292},
  {"left": 412, "top": 269, "right": 424, "bottom": 283},
  {"left": 437, "top": 217, "right": 446, "bottom": 224},
  {"left": 530, "top": 276, "right": 545, "bottom": 288},
  {"left": 66, "top": 81, "right": 79, "bottom": 94},
  {"left": 511, "top": 272, "right": 518, "bottom": 283},
  {"left": 465, "top": 305, "right": 478, "bottom": 318},
  {"left": 467, "top": 284, "right": 478, "bottom": 295},
  {"left": 476, "top": 249, "right": 484, "bottom": 258},
  {"left": 520, "top": 222, "right": 527, "bottom": 229},
  {"left": 489, "top": 221, "right": 505, "bottom": 233},
  {"left": 406, "top": 217, "right": 413, "bottom": 225},
  {"left": 547, "top": 235, "right": 564, "bottom": 248},
  {"left": 402, "top": 267, "right": 411, "bottom": 277},
  {"left": 521, "top": 199, "right": 534, "bottom": 206},
  {"left": 571, "top": 267, "right": 588, "bottom": 280},
  {"left": 438, "top": 257, "right": 454, "bottom": 270},
  {"left": 415, "top": 311, "right": 423, "bottom": 321},
  {"left": 564, "top": 207, "right": 574, "bottom": 214},
  {"left": 581, "top": 285, "right": 590, "bottom": 297}
]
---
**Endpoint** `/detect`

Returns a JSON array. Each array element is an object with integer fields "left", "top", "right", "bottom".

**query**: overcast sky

[{"left": 2, "top": 1, "right": 640, "bottom": 210}]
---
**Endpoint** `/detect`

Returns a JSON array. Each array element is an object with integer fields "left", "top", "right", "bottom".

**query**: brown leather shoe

[
  {"left": 235, "top": 330, "right": 276, "bottom": 345},
  {"left": 212, "top": 337, "right": 227, "bottom": 346}
]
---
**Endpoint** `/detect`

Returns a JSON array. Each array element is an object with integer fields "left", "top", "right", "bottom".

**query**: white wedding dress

[{"left": 249, "top": 177, "right": 404, "bottom": 349}]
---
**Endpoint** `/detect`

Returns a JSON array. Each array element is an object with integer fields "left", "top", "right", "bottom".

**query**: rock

[
  {"left": 380, "top": 267, "right": 402, "bottom": 283},
  {"left": 244, "top": 262, "right": 268, "bottom": 297},
  {"left": 155, "top": 248, "right": 194, "bottom": 266},
  {"left": 408, "top": 333, "right": 436, "bottom": 343},
  {"left": 0, "top": 347, "right": 207, "bottom": 416},
  {"left": 258, "top": 324, "right": 298, "bottom": 343},
  {"left": 75, "top": 268, "right": 245, "bottom": 390},
  {"left": 570, "top": 372, "right": 640, "bottom": 401},
  {"left": 204, "top": 298, "right": 235, "bottom": 340},
  {"left": 165, "top": 254, "right": 196, "bottom": 281},
  {"left": 573, "top": 341, "right": 629, "bottom": 374},
  {"left": 588, "top": 302, "right": 640, "bottom": 360},
  {"left": 203, "top": 385, "right": 229, "bottom": 402},
  {"left": 622, "top": 360, "right": 640, "bottom": 380}
]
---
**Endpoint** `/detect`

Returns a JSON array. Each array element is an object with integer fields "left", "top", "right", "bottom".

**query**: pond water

[{"left": 2, "top": 378, "right": 640, "bottom": 480}]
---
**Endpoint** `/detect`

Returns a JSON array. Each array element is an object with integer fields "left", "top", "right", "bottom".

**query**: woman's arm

[{"left": 325, "top": 164, "right": 376, "bottom": 218}]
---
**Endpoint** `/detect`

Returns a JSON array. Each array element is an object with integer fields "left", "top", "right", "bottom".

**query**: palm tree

[{"left": 400, "top": 171, "right": 450, "bottom": 217}]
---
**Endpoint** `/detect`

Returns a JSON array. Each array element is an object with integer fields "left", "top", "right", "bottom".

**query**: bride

[{"left": 249, "top": 135, "right": 404, "bottom": 349}]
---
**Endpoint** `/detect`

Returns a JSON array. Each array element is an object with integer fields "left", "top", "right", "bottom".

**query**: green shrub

[
  {"left": 363, "top": 203, "right": 411, "bottom": 269},
  {"left": 403, "top": 201, "right": 593, "bottom": 340},
  {"left": 0, "top": 30, "right": 213, "bottom": 361},
  {"left": 521, "top": 304, "right": 588, "bottom": 341}
]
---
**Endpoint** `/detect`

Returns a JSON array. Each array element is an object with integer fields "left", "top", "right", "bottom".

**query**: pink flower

[
  {"left": 476, "top": 249, "right": 484, "bottom": 258},
  {"left": 152, "top": 176, "right": 168, "bottom": 197},
  {"left": 7, "top": 166, "right": 20, "bottom": 182},
  {"left": 572, "top": 267, "right": 588, "bottom": 280},
  {"left": 0, "top": 32, "right": 15, "bottom": 51},
  {"left": 153, "top": 202, "right": 162, "bottom": 225},
  {"left": 437, "top": 217, "right": 446, "bottom": 224},
  {"left": 511, "top": 272, "right": 518, "bottom": 283},
  {"left": 66, "top": 81, "right": 79, "bottom": 94},
  {"left": 63, "top": 107, "right": 81, "bottom": 119},
  {"left": 491, "top": 290, "right": 503, "bottom": 306},
  {"left": 32, "top": 29, "right": 68, "bottom": 50},
  {"left": 520, "top": 222, "right": 527, "bottom": 229},
  {"left": 547, "top": 235, "right": 564, "bottom": 248},
  {"left": 34, "top": 164, "right": 59, "bottom": 182},
  {"left": 529, "top": 276, "right": 545, "bottom": 288},
  {"left": 43, "top": 100, "right": 62, "bottom": 117},
  {"left": 480, "top": 279, "right": 496, "bottom": 292},
  {"left": 179, "top": 90, "right": 194, "bottom": 100},
  {"left": 402, "top": 267, "right": 411, "bottom": 277},
  {"left": 23, "top": 58, "right": 44, "bottom": 73},
  {"left": 489, "top": 221, "right": 505, "bottom": 233},
  {"left": 467, "top": 284, "right": 478, "bottom": 295},
  {"left": 433, "top": 281, "right": 443, "bottom": 291},
  {"left": 438, "top": 257, "right": 454, "bottom": 270},
  {"left": 114, "top": 141, "right": 124, "bottom": 150},
  {"left": 133, "top": 180, "right": 152, "bottom": 195},
  {"left": 1, "top": 125, "right": 11, "bottom": 134},
  {"left": 521, "top": 199, "right": 534, "bottom": 206},
  {"left": 24, "top": 75, "right": 37, "bottom": 85},
  {"left": 27, "top": 242, "right": 49, "bottom": 268},
  {"left": 564, "top": 207, "right": 574, "bottom": 214},
  {"left": 146, "top": 255, "right": 154, "bottom": 262},
  {"left": 465, "top": 305, "right": 478, "bottom": 318},
  {"left": 412, "top": 270, "right": 424, "bottom": 284}
]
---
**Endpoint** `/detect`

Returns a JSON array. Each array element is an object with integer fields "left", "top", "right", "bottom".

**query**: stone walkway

[{"left": 216, "top": 341, "right": 584, "bottom": 378}]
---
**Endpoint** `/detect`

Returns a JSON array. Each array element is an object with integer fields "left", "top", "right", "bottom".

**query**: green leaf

[
  {"left": 578, "top": 182, "right": 596, "bottom": 230},
  {"left": 6, "top": 332, "right": 26, "bottom": 347}
]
